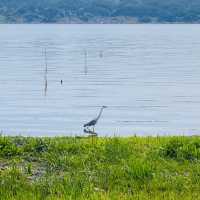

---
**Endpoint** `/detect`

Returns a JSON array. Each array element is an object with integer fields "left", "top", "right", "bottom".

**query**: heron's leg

[
  {"left": 93, "top": 126, "right": 95, "bottom": 134},
  {"left": 93, "top": 126, "right": 98, "bottom": 144}
]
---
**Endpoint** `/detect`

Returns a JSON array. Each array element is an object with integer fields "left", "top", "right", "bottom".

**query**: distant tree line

[{"left": 0, "top": 0, "right": 200, "bottom": 23}]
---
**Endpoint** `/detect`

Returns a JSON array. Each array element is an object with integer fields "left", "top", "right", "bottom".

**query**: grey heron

[{"left": 84, "top": 106, "right": 107, "bottom": 132}]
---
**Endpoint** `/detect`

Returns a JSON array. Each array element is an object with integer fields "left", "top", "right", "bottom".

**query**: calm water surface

[{"left": 0, "top": 24, "right": 200, "bottom": 136}]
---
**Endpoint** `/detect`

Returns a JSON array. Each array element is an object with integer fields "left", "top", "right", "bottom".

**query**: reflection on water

[{"left": 0, "top": 24, "right": 200, "bottom": 136}]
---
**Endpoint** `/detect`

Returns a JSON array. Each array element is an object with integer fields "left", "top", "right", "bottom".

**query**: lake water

[{"left": 0, "top": 24, "right": 200, "bottom": 136}]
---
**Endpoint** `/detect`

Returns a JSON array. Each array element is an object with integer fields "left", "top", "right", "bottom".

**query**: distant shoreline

[{"left": 1, "top": 22, "right": 200, "bottom": 24}]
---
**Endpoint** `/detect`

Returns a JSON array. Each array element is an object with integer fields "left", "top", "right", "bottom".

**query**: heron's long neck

[{"left": 96, "top": 108, "right": 104, "bottom": 121}]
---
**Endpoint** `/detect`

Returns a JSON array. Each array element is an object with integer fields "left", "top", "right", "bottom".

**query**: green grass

[{"left": 0, "top": 136, "right": 200, "bottom": 199}]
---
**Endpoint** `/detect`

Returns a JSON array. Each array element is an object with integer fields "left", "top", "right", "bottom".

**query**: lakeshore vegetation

[{"left": 0, "top": 135, "right": 200, "bottom": 199}]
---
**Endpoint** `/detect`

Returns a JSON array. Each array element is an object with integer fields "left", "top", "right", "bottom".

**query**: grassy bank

[{"left": 0, "top": 136, "right": 200, "bottom": 200}]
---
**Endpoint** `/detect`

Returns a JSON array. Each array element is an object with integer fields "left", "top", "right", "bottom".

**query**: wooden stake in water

[
  {"left": 84, "top": 50, "right": 88, "bottom": 74},
  {"left": 44, "top": 48, "right": 48, "bottom": 96},
  {"left": 45, "top": 48, "right": 48, "bottom": 74}
]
